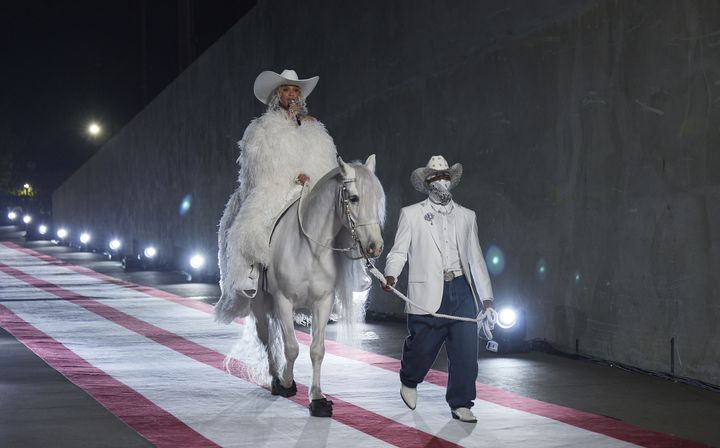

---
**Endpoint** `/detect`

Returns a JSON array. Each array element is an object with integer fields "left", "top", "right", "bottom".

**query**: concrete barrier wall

[{"left": 54, "top": 0, "right": 720, "bottom": 385}]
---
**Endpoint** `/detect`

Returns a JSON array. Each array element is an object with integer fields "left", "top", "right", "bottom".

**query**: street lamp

[{"left": 88, "top": 122, "right": 102, "bottom": 136}]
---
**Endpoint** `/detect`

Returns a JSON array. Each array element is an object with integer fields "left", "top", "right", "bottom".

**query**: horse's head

[{"left": 338, "top": 155, "right": 385, "bottom": 258}]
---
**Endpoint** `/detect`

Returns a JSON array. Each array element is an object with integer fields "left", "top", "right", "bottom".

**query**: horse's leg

[
  {"left": 252, "top": 296, "right": 280, "bottom": 381},
  {"left": 308, "top": 292, "right": 334, "bottom": 417},
  {"left": 273, "top": 295, "right": 300, "bottom": 396}
]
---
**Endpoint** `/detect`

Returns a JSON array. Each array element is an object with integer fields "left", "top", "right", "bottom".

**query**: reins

[
  {"left": 297, "top": 177, "right": 376, "bottom": 259},
  {"left": 296, "top": 171, "right": 499, "bottom": 339}
]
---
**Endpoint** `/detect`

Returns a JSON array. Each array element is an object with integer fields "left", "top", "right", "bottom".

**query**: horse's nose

[{"left": 367, "top": 241, "right": 384, "bottom": 257}]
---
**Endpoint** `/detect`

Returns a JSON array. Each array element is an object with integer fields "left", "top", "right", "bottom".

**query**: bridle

[{"left": 298, "top": 176, "right": 378, "bottom": 260}]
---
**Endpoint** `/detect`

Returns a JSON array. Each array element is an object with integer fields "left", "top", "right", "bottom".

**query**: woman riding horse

[{"left": 217, "top": 69, "right": 338, "bottom": 320}]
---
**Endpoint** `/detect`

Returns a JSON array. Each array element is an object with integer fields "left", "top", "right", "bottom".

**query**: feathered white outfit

[{"left": 217, "top": 109, "right": 338, "bottom": 311}]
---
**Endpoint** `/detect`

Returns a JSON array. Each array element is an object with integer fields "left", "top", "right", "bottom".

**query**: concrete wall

[{"left": 54, "top": 0, "right": 720, "bottom": 385}]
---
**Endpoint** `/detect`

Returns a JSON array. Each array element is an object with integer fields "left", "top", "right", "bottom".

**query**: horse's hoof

[
  {"left": 308, "top": 398, "right": 334, "bottom": 417},
  {"left": 271, "top": 378, "right": 297, "bottom": 397}
]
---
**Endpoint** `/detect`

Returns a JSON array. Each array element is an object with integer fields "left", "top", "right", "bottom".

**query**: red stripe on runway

[
  {"left": 0, "top": 258, "right": 460, "bottom": 448},
  {"left": 3, "top": 242, "right": 711, "bottom": 448},
  {"left": 0, "top": 304, "right": 218, "bottom": 448}
]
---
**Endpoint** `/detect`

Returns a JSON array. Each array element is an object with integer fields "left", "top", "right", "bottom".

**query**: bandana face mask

[{"left": 428, "top": 179, "right": 452, "bottom": 205}]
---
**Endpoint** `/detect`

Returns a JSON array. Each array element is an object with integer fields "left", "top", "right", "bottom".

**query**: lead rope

[
  {"left": 363, "top": 260, "right": 499, "bottom": 340},
  {"left": 299, "top": 178, "right": 498, "bottom": 338}
]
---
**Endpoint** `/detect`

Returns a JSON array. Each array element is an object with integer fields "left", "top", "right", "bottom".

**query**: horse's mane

[
  {"left": 303, "top": 161, "right": 386, "bottom": 338},
  {"left": 305, "top": 162, "right": 386, "bottom": 227}
]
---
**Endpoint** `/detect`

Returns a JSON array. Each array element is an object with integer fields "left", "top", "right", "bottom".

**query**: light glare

[
  {"left": 88, "top": 122, "right": 101, "bottom": 136},
  {"left": 22, "top": 215, "right": 32, "bottom": 224},
  {"left": 144, "top": 246, "right": 157, "bottom": 258},
  {"left": 57, "top": 228, "right": 68, "bottom": 239},
  {"left": 497, "top": 308, "right": 518, "bottom": 329},
  {"left": 38, "top": 224, "right": 48, "bottom": 235},
  {"left": 109, "top": 239, "right": 122, "bottom": 251},
  {"left": 80, "top": 233, "right": 91, "bottom": 244},
  {"left": 7, "top": 211, "right": 17, "bottom": 220},
  {"left": 189, "top": 254, "right": 205, "bottom": 270}
]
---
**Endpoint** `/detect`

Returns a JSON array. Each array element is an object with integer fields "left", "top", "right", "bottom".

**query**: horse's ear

[
  {"left": 364, "top": 154, "right": 376, "bottom": 173},
  {"left": 338, "top": 157, "right": 352, "bottom": 177}
]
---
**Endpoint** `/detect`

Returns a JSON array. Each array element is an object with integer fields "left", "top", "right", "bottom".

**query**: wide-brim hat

[
  {"left": 410, "top": 155, "right": 463, "bottom": 194},
  {"left": 253, "top": 69, "right": 319, "bottom": 104}
]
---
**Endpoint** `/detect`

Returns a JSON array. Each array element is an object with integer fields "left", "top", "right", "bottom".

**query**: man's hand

[
  {"left": 482, "top": 300, "right": 494, "bottom": 311},
  {"left": 295, "top": 174, "right": 310, "bottom": 185},
  {"left": 381, "top": 276, "right": 396, "bottom": 292}
]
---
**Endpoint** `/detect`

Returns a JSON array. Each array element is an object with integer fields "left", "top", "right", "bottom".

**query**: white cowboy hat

[
  {"left": 253, "top": 69, "right": 319, "bottom": 104},
  {"left": 410, "top": 155, "right": 463, "bottom": 194}
]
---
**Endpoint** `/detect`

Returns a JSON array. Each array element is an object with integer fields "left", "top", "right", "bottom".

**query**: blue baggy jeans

[{"left": 399, "top": 276, "right": 478, "bottom": 409}]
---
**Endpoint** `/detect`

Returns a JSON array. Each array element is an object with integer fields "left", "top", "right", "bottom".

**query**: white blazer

[{"left": 384, "top": 199, "right": 494, "bottom": 315}]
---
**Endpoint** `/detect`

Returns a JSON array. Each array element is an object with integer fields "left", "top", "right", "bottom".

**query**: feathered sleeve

[{"left": 235, "top": 117, "right": 265, "bottom": 200}]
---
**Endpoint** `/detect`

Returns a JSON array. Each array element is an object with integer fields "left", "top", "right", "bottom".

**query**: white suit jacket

[{"left": 384, "top": 199, "right": 494, "bottom": 315}]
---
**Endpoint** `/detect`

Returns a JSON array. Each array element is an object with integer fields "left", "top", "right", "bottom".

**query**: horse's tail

[
  {"left": 224, "top": 309, "right": 285, "bottom": 387},
  {"left": 215, "top": 188, "right": 250, "bottom": 323}
]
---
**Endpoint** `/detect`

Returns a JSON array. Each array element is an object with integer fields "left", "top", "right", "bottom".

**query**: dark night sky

[{"left": 0, "top": 1, "right": 254, "bottom": 201}]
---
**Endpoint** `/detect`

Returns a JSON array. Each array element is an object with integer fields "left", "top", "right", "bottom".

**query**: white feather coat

[{"left": 225, "top": 109, "right": 338, "bottom": 267}]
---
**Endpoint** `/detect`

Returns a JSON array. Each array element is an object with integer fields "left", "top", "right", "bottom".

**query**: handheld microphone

[{"left": 288, "top": 99, "right": 302, "bottom": 125}]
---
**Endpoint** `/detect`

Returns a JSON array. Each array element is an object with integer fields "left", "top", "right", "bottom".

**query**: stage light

[
  {"left": 189, "top": 254, "right": 205, "bottom": 270},
  {"left": 497, "top": 307, "right": 518, "bottom": 329},
  {"left": 57, "top": 228, "right": 68, "bottom": 239},
  {"left": 8, "top": 211, "right": 17, "bottom": 221},
  {"left": 80, "top": 232, "right": 91, "bottom": 244},
  {"left": 484, "top": 303, "right": 529, "bottom": 354},
  {"left": 38, "top": 224, "right": 48, "bottom": 235},
  {"left": 143, "top": 246, "right": 157, "bottom": 258},
  {"left": 22, "top": 215, "right": 32, "bottom": 224},
  {"left": 109, "top": 239, "right": 122, "bottom": 251}
]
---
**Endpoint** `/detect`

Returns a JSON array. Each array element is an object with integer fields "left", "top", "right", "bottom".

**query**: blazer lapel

[{"left": 421, "top": 200, "right": 442, "bottom": 253}]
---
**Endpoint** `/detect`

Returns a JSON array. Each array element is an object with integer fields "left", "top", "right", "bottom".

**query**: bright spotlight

[
  {"left": 38, "top": 224, "right": 48, "bottom": 235},
  {"left": 497, "top": 307, "right": 518, "bottom": 329},
  {"left": 22, "top": 215, "right": 32, "bottom": 224},
  {"left": 57, "top": 228, "right": 68, "bottom": 239},
  {"left": 80, "top": 232, "right": 91, "bottom": 244},
  {"left": 88, "top": 122, "right": 102, "bottom": 136},
  {"left": 109, "top": 239, "right": 122, "bottom": 251},
  {"left": 143, "top": 246, "right": 157, "bottom": 258},
  {"left": 23, "top": 183, "right": 30, "bottom": 189},
  {"left": 189, "top": 254, "right": 205, "bottom": 270},
  {"left": 7, "top": 211, "right": 17, "bottom": 221}
]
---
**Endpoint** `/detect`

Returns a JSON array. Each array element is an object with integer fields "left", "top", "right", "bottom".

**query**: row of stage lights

[
  {"left": 10, "top": 211, "right": 210, "bottom": 281},
  {"left": 30, "top": 218, "right": 519, "bottom": 326},
  {"left": 11, "top": 211, "right": 526, "bottom": 351}
]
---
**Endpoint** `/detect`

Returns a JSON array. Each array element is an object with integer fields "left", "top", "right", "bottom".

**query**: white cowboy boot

[
  {"left": 400, "top": 384, "right": 417, "bottom": 410},
  {"left": 237, "top": 264, "right": 260, "bottom": 299},
  {"left": 451, "top": 407, "right": 477, "bottom": 423}
]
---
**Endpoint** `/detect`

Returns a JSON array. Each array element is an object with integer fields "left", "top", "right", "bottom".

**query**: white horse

[{"left": 216, "top": 155, "right": 385, "bottom": 417}]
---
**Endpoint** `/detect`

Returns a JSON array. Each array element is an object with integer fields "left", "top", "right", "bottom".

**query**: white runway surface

[{"left": 0, "top": 242, "right": 705, "bottom": 447}]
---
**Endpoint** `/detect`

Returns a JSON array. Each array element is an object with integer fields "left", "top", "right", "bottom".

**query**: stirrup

[{"left": 238, "top": 264, "right": 259, "bottom": 299}]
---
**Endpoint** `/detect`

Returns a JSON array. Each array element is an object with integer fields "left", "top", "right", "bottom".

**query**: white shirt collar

[{"left": 428, "top": 199, "right": 455, "bottom": 215}]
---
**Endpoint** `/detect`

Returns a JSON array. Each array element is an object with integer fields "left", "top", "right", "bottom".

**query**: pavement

[{"left": 0, "top": 225, "right": 718, "bottom": 447}]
